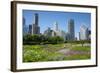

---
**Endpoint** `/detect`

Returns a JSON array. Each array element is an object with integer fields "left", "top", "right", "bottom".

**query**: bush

[
  {"left": 23, "top": 45, "right": 64, "bottom": 62},
  {"left": 23, "top": 34, "right": 64, "bottom": 45}
]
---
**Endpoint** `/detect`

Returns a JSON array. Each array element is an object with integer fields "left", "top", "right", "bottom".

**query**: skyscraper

[
  {"left": 66, "top": 32, "right": 70, "bottom": 40},
  {"left": 28, "top": 24, "right": 32, "bottom": 34},
  {"left": 32, "top": 13, "right": 40, "bottom": 34},
  {"left": 53, "top": 21, "right": 62, "bottom": 37},
  {"left": 34, "top": 13, "right": 38, "bottom": 26},
  {"left": 80, "top": 25, "right": 89, "bottom": 40},
  {"left": 53, "top": 21, "right": 59, "bottom": 32},
  {"left": 68, "top": 19, "right": 75, "bottom": 40},
  {"left": 60, "top": 30, "right": 66, "bottom": 41},
  {"left": 23, "top": 17, "right": 28, "bottom": 35},
  {"left": 79, "top": 32, "right": 81, "bottom": 40}
]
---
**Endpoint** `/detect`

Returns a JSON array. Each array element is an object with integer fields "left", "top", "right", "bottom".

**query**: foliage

[
  {"left": 23, "top": 34, "right": 64, "bottom": 45},
  {"left": 23, "top": 45, "right": 65, "bottom": 62},
  {"left": 64, "top": 54, "right": 90, "bottom": 60},
  {"left": 23, "top": 44, "right": 91, "bottom": 62}
]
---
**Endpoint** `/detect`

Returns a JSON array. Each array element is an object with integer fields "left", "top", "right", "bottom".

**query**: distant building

[
  {"left": 79, "top": 32, "right": 81, "bottom": 40},
  {"left": 53, "top": 21, "right": 59, "bottom": 32},
  {"left": 44, "top": 27, "right": 54, "bottom": 37},
  {"left": 23, "top": 17, "right": 25, "bottom": 26},
  {"left": 60, "top": 30, "right": 66, "bottom": 41},
  {"left": 75, "top": 32, "right": 80, "bottom": 41},
  {"left": 88, "top": 30, "right": 91, "bottom": 40},
  {"left": 28, "top": 24, "right": 32, "bottom": 34},
  {"left": 52, "top": 30, "right": 56, "bottom": 37},
  {"left": 75, "top": 37, "right": 77, "bottom": 40},
  {"left": 66, "top": 32, "right": 70, "bottom": 40},
  {"left": 32, "top": 24, "right": 40, "bottom": 34},
  {"left": 32, "top": 13, "right": 40, "bottom": 34},
  {"left": 53, "top": 21, "right": 62, "bottom": 37},
  {"left": 23, "top": 17, "right": 28, "bottom": 35},
  {"left": 68, "top": 19, "right": 75, "bottom": 40},
  {"left": 80, "top": 25, "right": 89, "bottom": 40}
]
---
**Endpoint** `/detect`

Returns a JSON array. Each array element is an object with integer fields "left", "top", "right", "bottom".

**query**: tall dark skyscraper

[
  {"left": 32, "top": 13, "right": 40, "bottom": 34},
  {"left": 68, "top": 19, "right": 75, "bottom": 40},
  {"left": 29, "top": 24, "right": 32, "bottom": 34},
  {"left": 34, "top": 13, "right": 38, "bottom": 26}
]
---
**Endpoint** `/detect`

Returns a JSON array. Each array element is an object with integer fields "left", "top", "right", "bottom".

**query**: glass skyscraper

[
  {"left": 80, "top": 25, "right": 89, "bottom": 40},
  {"left": 68, "top": 19, "right": 75, "bottom": 40}
]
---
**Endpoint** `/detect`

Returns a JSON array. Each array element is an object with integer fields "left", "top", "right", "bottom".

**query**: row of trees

[
  {"left": 23, "top": 34, "right": 64, "bottom": 45},
  {"left": 23, "top": 34, "right": 91, "bottom": 45}
]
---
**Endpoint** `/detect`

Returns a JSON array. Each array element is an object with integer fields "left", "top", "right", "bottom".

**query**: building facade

[
  {"left": 68, "top": 19, "right": 75, "bottom": 40},
  {"left": 28, "top": 24, "right": 32, "bottom": 34},
  {"left": 44, "top": 27, "right": 55, "bottom": 37},
  {"left": 80, "top": 25, "right": 89, "bottom": 40},
  {"left": 60, "top": 30, "right": 66, "bottom": 41},
  {"left": 32, "top": 13, "right": 40, "bottom": 34},
  {"left": 23, "top": 17, "right": 28, "bottom": 35},
  {"left": 53, "top": 21, "right": 62, "bottom": 37},
  {"left": 53, "top": 21, "right": 59, "bottom": 32}
]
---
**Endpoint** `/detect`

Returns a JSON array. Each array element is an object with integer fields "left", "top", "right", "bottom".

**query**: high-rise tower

[
  {"left": 23, "top": 17, "right": 28, "bottom": 35},
  {"left": 68, "top": 19, "right": 75, "bottom": 40},
  {"left": 80, "top": 25, "right": 89, "bottom": 40},
  {"left": 53, "top": 21, "right": 59, "bottom": 32},
  {"left": 32, "top": 13, "right": 40, "bottom": 34},
  {"left": 29, "top": 24, "right": 32, "bottom": 34},
  {"left": 34, "top": 13, "right": 38, "bottom": 25}
]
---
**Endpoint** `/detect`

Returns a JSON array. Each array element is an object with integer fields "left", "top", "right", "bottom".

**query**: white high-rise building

[
  {"left": 53, "top": 21, "right": 59, "bottom": 32},
  {"left": 80, "top": 25, "right": 89, "bottom": 40},
  {"left": 53, "top": 21, "right": 66, "bottom": 41},
  {"left": 53, "top": 21, "right": 61, "bottom": 36}
]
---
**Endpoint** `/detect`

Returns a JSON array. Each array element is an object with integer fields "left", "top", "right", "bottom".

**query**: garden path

[{"left": 57, "top": 48, "right": 70, "bottom": 55}]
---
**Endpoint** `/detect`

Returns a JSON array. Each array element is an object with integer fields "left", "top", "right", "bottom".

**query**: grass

[
  {"left": 71, "top": 46, "right": 90, "bottom": 52},
  {"left": 23, "top": 45, "right": 65, "bottom": 62},
  {"left": 23, "top": 43, "right": 91, "bottom": 62},
  {"left": 64, "top": 54, "right": 90, "bottom": 60}
]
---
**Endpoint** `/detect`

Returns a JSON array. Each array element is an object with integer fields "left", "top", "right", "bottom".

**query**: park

[{"left": 23, "top": 34, "right": 91, "bottom": 62}]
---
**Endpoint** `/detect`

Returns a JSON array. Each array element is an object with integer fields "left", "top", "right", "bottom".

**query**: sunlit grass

[
  {"left": 64, "top": 54, "right": 90, "bottom": 60},
  {"left": 71, "top": 46, "right": 90, "bottom": 52},
  {"left": 23, "top": 43, "right": 91, "bottom": 62}
]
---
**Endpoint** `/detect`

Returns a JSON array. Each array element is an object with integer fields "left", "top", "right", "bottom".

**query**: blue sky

[{"left": 23, "top": 10, "right": 91, "bottom": 37}]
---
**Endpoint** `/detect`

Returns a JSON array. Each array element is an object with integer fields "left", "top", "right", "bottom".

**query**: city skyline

[{"left": 23, "top": 10, "right": 91, "bottom": 38}]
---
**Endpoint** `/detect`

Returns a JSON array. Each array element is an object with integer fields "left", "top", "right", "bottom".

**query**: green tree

[{"left": 23, "top": 34, "right": 64, "bottom": 45}]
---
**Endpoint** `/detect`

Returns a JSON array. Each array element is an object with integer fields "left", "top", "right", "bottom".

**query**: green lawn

[
  {"left": 64, "top": 54, "right": 90, "bottom": 60},
  {"left": 23, "top": 43, "right": 91, "bottom": 62},
  {"left": 71, "top": 46, "right": 90, "bottom": 52}
]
